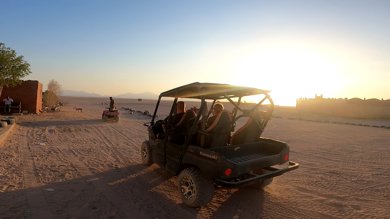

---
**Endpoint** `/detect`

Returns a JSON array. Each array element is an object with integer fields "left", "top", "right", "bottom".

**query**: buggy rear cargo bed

[{"left": 211, "top": 138, "right": 289, "bottom": 168}]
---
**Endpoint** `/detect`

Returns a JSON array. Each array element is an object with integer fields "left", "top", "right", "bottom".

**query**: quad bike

[{"left": 102, "top": 109, "right": 119, "bottom": 122}]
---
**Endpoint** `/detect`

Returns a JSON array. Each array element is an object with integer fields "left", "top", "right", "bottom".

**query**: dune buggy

[{"left": 141, "top": 82, "right": 299, "bottom": 207}]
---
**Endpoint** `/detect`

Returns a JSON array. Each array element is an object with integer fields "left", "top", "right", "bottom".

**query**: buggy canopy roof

[{"left": 160, "top": 82, "right": 269, "bottom": 99}]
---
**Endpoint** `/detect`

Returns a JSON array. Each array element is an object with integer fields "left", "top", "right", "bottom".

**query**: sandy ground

[{"left": 0, "top": 96, "right": 389, "bottom": 219}]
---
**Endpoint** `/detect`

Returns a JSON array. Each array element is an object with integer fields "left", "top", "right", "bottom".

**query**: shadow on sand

[{"left": 1, "top": 163, "right": 268, "bottom": 219}]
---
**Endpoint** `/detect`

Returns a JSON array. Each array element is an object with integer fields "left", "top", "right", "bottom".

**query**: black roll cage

[{"left": 151, "top": 82, "right": 274, "bottom": 127}]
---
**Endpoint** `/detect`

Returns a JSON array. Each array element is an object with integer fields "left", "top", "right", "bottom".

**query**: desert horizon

[{"left": 60, "top": 95, "right": 390, "bottom": 127}]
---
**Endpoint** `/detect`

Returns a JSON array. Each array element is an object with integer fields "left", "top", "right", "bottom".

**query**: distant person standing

[
  {"left": 3, "top": 96, "right": 14, "bottom": 114},
  {"left": 109, "top": 97, "right": 115, "bottom": 111}
]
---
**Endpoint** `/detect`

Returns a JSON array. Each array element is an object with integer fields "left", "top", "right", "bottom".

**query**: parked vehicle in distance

[{"left": 141, "top": 82, "right": 299, "bottom": 207}]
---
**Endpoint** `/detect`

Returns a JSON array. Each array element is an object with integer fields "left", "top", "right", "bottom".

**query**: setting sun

[{"left": 229, "top": 40, "right": 345, "bottom": 106}]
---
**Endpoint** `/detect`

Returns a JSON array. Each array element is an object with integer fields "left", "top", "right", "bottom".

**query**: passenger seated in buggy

[
  {"left": 169, "top": 101, "right": 196, "bottom": 144},
  {"left": 231, "top": 109, "right": 270, "bottom": 145},
  {"left": 199, "top": 103, "right": 232, "bottom": 148},
  {"left": 153, "top": 101, "right": 196, "bottom": 144}
]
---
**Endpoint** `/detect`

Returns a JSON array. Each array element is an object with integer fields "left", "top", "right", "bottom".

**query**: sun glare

[{"left": 230, "top": 42, "right": 344, "bottom": 106}]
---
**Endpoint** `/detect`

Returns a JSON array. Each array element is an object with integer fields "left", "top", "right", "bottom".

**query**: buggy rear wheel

[{"left": 178, "top": 168, "right": 214, "bottom": 207}]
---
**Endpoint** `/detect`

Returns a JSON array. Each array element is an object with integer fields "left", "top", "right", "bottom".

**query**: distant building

[
  {"left": 1, "top": 80, "right": 43, "bottom": 114},
  {"left": 296, "top": 96, "right": 390, "bottom": 119}
]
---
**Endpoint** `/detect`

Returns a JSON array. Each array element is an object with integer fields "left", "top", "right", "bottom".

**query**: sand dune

[{"left": 0, "top": 96, "right": 389, "bottom": 218}]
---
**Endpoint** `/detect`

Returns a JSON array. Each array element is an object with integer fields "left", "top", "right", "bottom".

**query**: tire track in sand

[
  {"left": 51, "top": 123, "right": 191, "bottom": 218},
  {"left": 34, "top": 124, "right": 143, "bottom": 219},
  {"left": 91, "top": 124, "right": 139, "bottom": 165},
  {"left": 87, "top": 121, "right": 197, "bottom": 218},
  {"left": 21, "top": 127, "right": 53, "bottom": 219}
]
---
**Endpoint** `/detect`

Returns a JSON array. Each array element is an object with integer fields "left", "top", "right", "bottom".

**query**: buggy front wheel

[{"left": 141, "top": 141, "right": 152, "bottom": 165}]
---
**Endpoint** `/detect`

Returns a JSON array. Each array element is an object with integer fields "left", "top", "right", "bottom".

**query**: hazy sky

[{"left": 1, "top": 0, "right": 389, "bottom": 105}]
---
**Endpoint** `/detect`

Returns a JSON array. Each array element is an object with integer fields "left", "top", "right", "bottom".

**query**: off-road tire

[
  {"left": 178, "top": 168, "right": 214, "bottom": 207},
  {"left": 141, "top": 141, "right": 153, "bottom": 165}
]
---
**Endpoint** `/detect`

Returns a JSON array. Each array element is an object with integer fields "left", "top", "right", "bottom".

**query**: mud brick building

[
  {"left": 296, "top": 95, "right": 390, "bottom": 119},
  {"left": 1, "top": 80, "right": 43, "bottom": 114}
]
